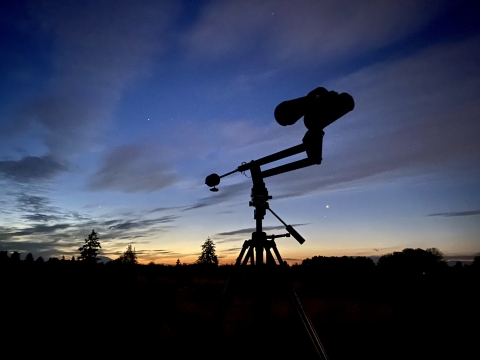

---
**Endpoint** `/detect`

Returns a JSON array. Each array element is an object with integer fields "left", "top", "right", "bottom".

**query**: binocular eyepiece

[{"left": 274, "top": 87, "right": 354, "bottom": 131}]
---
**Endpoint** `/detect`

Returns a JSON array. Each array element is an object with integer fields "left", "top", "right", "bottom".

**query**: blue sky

[{"left": 1, "top": 0, "right": 479, "bottom": 264}]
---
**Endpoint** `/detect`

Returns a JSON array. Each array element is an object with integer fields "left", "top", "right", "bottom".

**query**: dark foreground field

[{"left": 2, "top": 262, "right": 478, "bottom": 359}]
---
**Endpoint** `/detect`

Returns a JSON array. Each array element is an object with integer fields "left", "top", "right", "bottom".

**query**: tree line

[
  {"left": 301, "top": 247, "right": 480, "bottom": 273},
  {"left": 0, "top": 231, "right": 219, "bottom": 267},
  {"left": 1, "top": 228, "right": 479, "bottom": 272},
  {"left": 0, "top": 229, "right": 138, "bottom": 265}
]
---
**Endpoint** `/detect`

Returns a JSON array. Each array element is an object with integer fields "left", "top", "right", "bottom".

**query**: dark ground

[{"left": 2, "top": 263, "right": 478, "bottom": 359}]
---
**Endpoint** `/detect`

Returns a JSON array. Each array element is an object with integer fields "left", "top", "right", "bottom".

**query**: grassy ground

[{"left": 2, "top": 263, "right": 477, "bottom": 359}]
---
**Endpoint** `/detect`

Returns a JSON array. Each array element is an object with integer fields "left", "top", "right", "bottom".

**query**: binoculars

[{"left": 274, "top": 87, "right": 354, "bottom": 131}]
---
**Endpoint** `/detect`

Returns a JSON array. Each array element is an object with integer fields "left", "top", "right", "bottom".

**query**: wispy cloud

[
  {"left": 107, "top": 215, "right": 178, "bottom": 231},
  {"left": 88, "top": 144, "right": 180, "bottom": 193},
  {"left": 283, "top": 257, "right": 302, "bottom": 262},
  {"left": 0, "top": 240, "right": 81, "bottom": 259},
  {"left": 220, "top": 247, "right": 242, "bottom": 253},
  {"left": 22, "top": 214, "right": 61, "bottom": 222},
  {"left": 183, "top": 182, "right": 250, "bottom": 211},
  {"left": 14, "top": 193, "right": 92, "bottom": 224},
  {"left": 427, "top": 210, "right": 480, "bottom": 217},
  {"left": 3, "top": 0, "right": 180, "bottom": 179},
  {"left": 216, "top": 223, "right": 308, "bottom": 237},
  {"left": 148, "top": 205, "right": 186, "bottom": 214},
  {"left": 17, "top": 194, "right": 56, "bottom": 213},
  {"left": 257, "top": 36, "right": 480, "bottom": 199},
  {"left": 12, "top": 223, "right": 71, "bottom": 237},
  {"left": 184, "top": 0, "right": 443, "bottom": 64},
  {"left": 0, "top": 155, "right": 67, "bottom": 182},
  {"left": 216, "top": 238, "right": 247, "bottom": 244},
  {"left": 1, "top": 193, "right": 180, "bottom": 260},
  {"left": 443, "top": 254, "right": 478, "bottom": 263}
]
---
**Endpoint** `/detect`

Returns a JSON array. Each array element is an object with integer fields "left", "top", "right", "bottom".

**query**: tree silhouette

[
  {"left": 196, "top": 237, "right": 218, "bottom": 265},
  {"left": 377, "top": 248, "right": 446, "bottom": 275},
  {"left": 116, "top": 244, "right": 138, "bottom": 264},
  {"left": 453, "top": 261, "right": 463, "bottom": 269},
  {"left": 0, "top": 250, "right": 8, "bottom": 263},
  {"left": 24, "top": 253, "right": 34, "bottom": 263},
  {"left": 301, "top": 255, "right": 375, "bottom": 275},
  {"left": 10, "top": 251, "right": 21, "bottom": 262},
  {"left": 473, "top": 256, "right": 480, "bottom": 268},
  {"left": 78, "top": 229, "right": 101, "bottom": 264},
  {"left": 426, "top": 247, "right": 444, "bottom": 263}
]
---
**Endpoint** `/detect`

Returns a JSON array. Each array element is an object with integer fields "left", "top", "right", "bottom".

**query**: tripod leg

[
  {"left": 272, "top": 240, "right": 329, "bottom": 359},
  {"left": 271, "top": 241, "right": 284, "bottom": 266},
  {"left": 236, "top": 240, "right": 249, "bottom": 266},
  {"left": 243, "top": 245, "right": 254, "bottom": 266},
  {"left": 265, "top": 247, "right": 276, "bottom": 265},
  {"left": 213, "top": 241, "right": 250, "bottom": 322},
  {"left": 287, "top": 287, "right": 329, "bottom": 360}
]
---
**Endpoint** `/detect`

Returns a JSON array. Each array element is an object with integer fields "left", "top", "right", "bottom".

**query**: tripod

[
  {"left": 205, "top": 86, "right": 354, "bottom": 359},
  {"left": 212, "top": 162, "right": 329, "bottom": 360}
]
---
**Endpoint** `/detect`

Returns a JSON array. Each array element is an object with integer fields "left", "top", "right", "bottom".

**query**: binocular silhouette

[{"left": 274, "top": 87, "right": 354, "bottom": 131}]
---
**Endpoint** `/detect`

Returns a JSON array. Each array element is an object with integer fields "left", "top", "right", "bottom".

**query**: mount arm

[{"left": 205, "top": 129, "right": 324, "bottom": 190}]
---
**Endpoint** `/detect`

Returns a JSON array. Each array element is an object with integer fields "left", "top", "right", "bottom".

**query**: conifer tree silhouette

[
  {"left": 78, "top": 229, "right": 101, "bottom": 264},
  {"left": 116, "top": 244, "right": 138, "bottom": 264},
  {"left": 196, "top": 237, "right": 218, "bottom": 265},
  {"left": 24, "top": 253, "right": 35, "bottom": 263}
]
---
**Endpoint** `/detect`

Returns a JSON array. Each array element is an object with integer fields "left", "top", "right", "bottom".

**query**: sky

[{"left": 1, "top": 0, "right": 479, "bottom": 264}]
